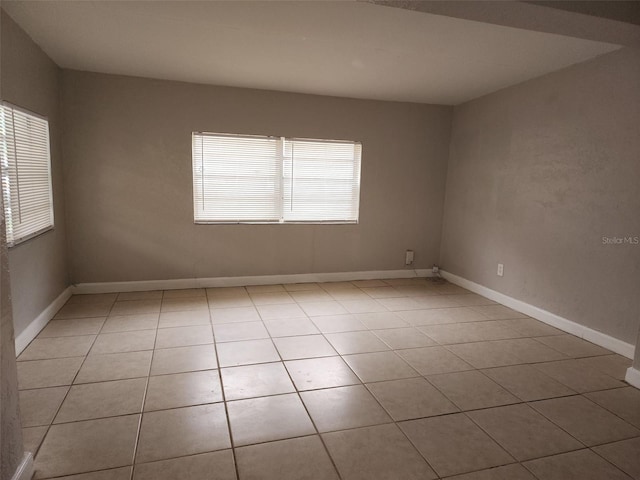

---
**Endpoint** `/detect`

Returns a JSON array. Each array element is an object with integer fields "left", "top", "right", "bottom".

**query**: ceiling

[{"left": 2, "top": 0, "right": 622, "bottom": 105}]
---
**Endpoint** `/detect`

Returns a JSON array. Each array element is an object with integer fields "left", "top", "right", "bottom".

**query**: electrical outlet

[
  {"left": 497, "top": 263, "right": 504, "bottom": 277},
  {"left": 405, "top": 250, "right": 414, "bottom": 265}
]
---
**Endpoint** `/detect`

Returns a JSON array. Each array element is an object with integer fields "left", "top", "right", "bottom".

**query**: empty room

[{"left": 1, "top": 1, "right": 639, "bottom": 480}]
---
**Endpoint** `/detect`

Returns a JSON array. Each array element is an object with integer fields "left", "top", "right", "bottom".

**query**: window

[
  {"left": 192, "top": 133, "right": 361, "bottom": 224},
  {"left": 0, "top": 104, "right": 54, "bottom": 246}
]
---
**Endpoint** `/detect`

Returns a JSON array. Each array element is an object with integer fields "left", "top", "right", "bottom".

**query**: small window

[
  {"left": 192, "top": 133, "right": 361, "bottom": 224},
  {"left": 0, "top": 104, "right": 54, "bottom": 246}
]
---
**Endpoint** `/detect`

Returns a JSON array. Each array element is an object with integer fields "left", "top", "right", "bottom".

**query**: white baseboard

[
  {"left": 625, "top": 367, "right": 640, "bottom": 389},
  {"left": 11, "top": 452, "right": 33, "bottom": 480},
  {"left": 441, "top": 270, "right": 636, "bottom": 359},
  {"left": 71, "top": 269, "right": 432, "bottom": 294},
  {"left": 15, "top": 286, "right": 72, "bottom": 355}
]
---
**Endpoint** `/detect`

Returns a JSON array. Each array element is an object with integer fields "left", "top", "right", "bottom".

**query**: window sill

[
  {"left": 194, "top": 220, "right": 359, "bottom": 225},
  {"left": 7, "top": 225, "right": 54, "bottom": 248}
]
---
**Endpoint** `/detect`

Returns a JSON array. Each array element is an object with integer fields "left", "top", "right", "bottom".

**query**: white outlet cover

[
  {"left": 405, "top": 251, "right": 414, "bottom": 265},
  {"left": 497, "top": 263, "right": 504, "bottom": 276}
]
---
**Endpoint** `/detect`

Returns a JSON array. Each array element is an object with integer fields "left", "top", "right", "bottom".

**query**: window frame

[
  {"left": 0, "top": 102, "right": 55, "bottom": 247},
  {"left": 192, "top": 132, "right": 362, "bottom": 225}
]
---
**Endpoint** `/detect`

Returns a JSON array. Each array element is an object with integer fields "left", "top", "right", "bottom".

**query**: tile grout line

[
  {"left": 256, "top": 302, "right": 347, "bottom": 480},
  {"left": 299, "top": 284, "right": 634, "bottom": 478},
  {"left": 526, "top": 393, "right": 640, "bottom": 450},
  {"left": 461, "top": 402, "right": 585, "bottom": 466},
  {"left": 25, "top": 283, "right": 636, "bottom": 479},
  {"left": 128, "top": 289, "right": 164, "bottom": 480},
  {"left": 28, "top": 297, "right": 118, "bottom": 476},
  {"left": 250, "top": 283, "right": 447, "bottom": 478},
  {"left": 588, "top": 441, "right": 640, "bottom": 478},
  {"left": 206, "top": 288, "right": 243, "bottom": 480},
  {"left": 581, "top": 393, "right": 640, "bottom": 428},
  {"left": 29, "top": 386, "right": 639, "bottom": 439},
  {"left": 243, "top": 287, "right": 391, "bottom": 478},
  {"left": 354, "top": 380, "right": 445, "bottom": 477}
]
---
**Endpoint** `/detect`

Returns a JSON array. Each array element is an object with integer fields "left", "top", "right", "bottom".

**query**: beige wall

[
  {"left": 441, "top": 47, "right": 640, "bottom": 344},
  {"left": 61, "top": 70, "right": 452, "bottom": 283},
  {"left": 1, "top": 12, "right": 69, "bottom": 337},
  {"left": 1, "top": 189, "right": 23, "bottom": 480},
  {"left": 635, "top": 329, "right": 640, "bottom": 370},
  {"left": 1, "top": 13, "right": 25, "bottom": 480}
]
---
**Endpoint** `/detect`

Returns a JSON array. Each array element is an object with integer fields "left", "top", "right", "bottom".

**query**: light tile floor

[{"left": 16, "top": 278, "right": 640, "bottom": 480}]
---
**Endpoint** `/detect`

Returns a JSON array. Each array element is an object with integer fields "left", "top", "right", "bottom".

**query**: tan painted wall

[
  {"left": 61, "top": 70, "right": 452, "bottom": 283},
  {"left": 634, "top": 329, "right": 640, "bottom": 370},
  {"left": 1, "top": 12, "right": 69, "bottom": 338},
  {"left": 441, "top": 47, "right": 640, "bottom": 344},
  {"left": 0, "top": 12, "right": 24, "bottom": 480},
  {"left": 1, "top": 187, "right": 23, "bottom": 480}
]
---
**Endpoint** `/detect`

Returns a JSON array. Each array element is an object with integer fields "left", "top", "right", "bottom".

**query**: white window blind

[
  {"left": 192, "top": 133, "right": 361, "bottom": 224},
  {"left": 0, "top": 104, "right": 54, "bottom": 246},
  {"left": 282, "top": 139, "right": 361, "bottom": 222}
]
